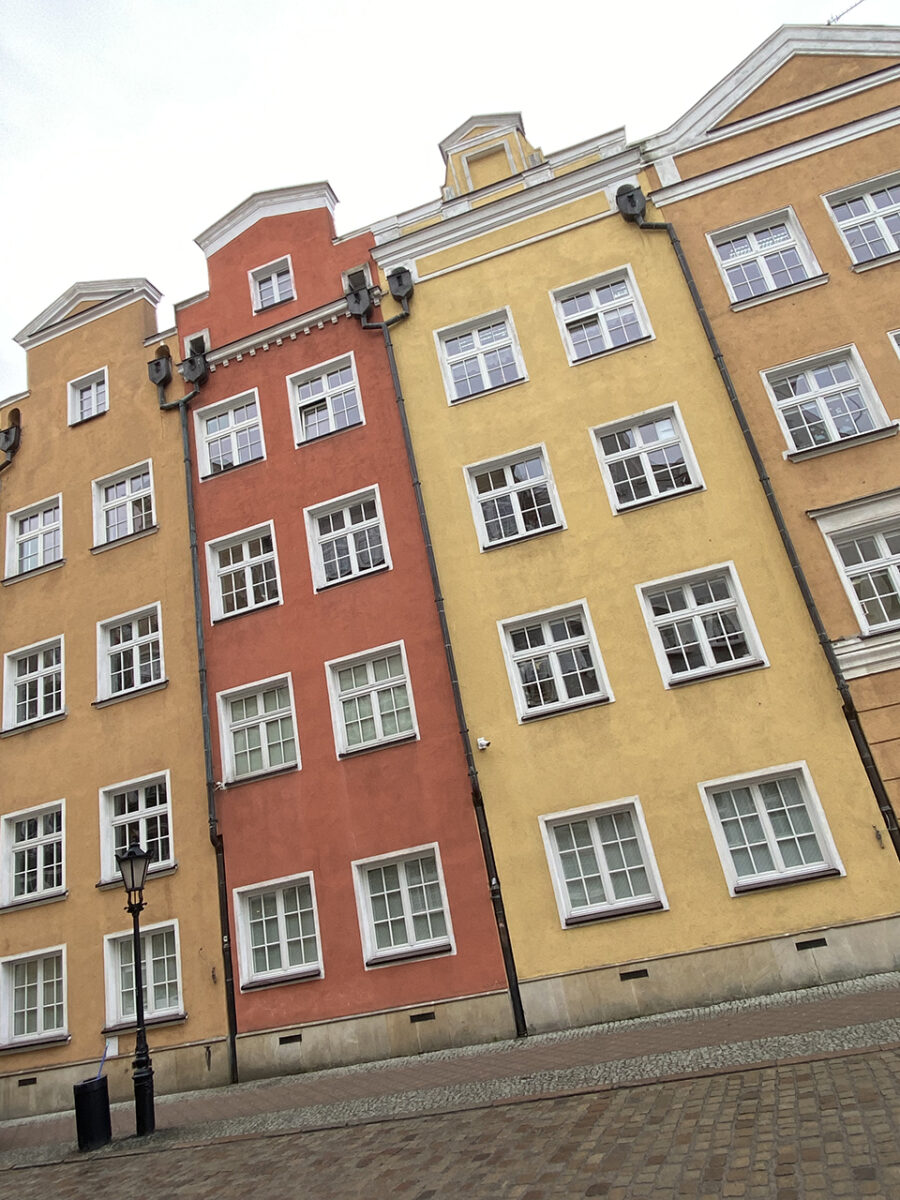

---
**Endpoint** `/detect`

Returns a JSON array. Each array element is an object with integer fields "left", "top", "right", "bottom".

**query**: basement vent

[
  {"left": 278, "top": 1033, "right": 303, "bottom": 1045},
  {"left": 619, "top": 968, "right": 650, "bottom": 981},
  {"left": 409, "top": 1011, "right": 436, "bottom": 1024},
  {"left": 18, "top": 1077, "right": 37, "bottom": 1087},
  {"left": 795, "top": 937, "right": 828, "bottom": 951}
]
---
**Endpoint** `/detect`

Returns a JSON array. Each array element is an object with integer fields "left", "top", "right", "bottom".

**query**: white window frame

[
  {"left": 104, "top": 920, "right": 183, "bottom": 1028},
  {"left": 206, "top": 522, "right": 282, "bottom": 621},
  {"left": 234, "top": 872, "right": 323, "bottom": 988},
  {"left": 540, "top": 797, "right": 667, "bottom": 926},
  {"left": 699, "top": 761, "right": 843, "bottom": 895},
  {"left": 891, "top": 330, "right": 900, "bottom": 363},
  {"left": 464, "top": 445, "right": 564, "bottom": 550},
  {"left": 67, "top": 366, "right": 108, "bottom": 425},
  {"left": 92, "top": 460, "right": 155, "bottom": 547},
  {"left": 326, "top": 641, "right": 418, "bottom": 756},
  {"left": 195, "top": 390, "right": 266, "bottom": 478},
  {"left": 5, "top": 494, "right": 63, "bottom": 578},
  {"left": 815, "top": 492, "right": 900, "bottom": 636},
  {"left": 707, "top": 208, "right": 822, "bottom": 304},
  {"left": 592, "top": 403, "right": 703, "bottom": 513},
  {"left": 3, "top": 635, "right": 65, "bottom": 730},
  {"left": 287, "top": 352, "right": 365, "bottom": 446},
  {"left": 352, "top": 843, "right": 454, "bottom": 967},
  {"left": 98, "top": 771, "right": 174, "bottom": 885},
  {"left": 0, "top": 946, "right": 67, "bottom": 1046},
  {"left": 435, "top": 308, "right": 527, "bottom": 404},
  {"left": 304, "top": 485, "right": 391, "bottom": 590},
  {"left": 96, "top": 603, "right": 164, "bottom": 702},
  {"left": 342, "top": 263, "right": 372, "bottom": 294},
  {"left": 249, "top": 255, "right": 295, "bottom": 311},
  {"left": 761, "top": 347, "right": 892, "bottom": 457},
  {"left": 551, "top": 266, "right": 653, "bottom": 365},
  {"left": 181, "top": 329, "right": 210, "bottom": 360},
  {"left": 0, "top": 800, "right": 65, "bottom": 907},
  {"left": 217, "top": 674, "right": 300, "bottom": 783},
  {"left": 825, "top": 172, "right": 900, "bottom": 266},
  {"left": 499, "top": 601, "right": 612, "bottom": 722}
]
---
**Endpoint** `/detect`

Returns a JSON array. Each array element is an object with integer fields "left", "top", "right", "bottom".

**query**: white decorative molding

[
  {"left": 833, "top": 630, "right": 900, "bottom": 679},
  {"left": 196, "top": 183, "right": 338, "bottom": 258},
  {"left": 15, "top": 279, "right": 162, "bottom": 350}
]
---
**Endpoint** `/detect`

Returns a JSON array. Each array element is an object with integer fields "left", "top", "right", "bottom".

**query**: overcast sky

[{"left": 1, "top": 0, "right": 897, "bottom": 396}]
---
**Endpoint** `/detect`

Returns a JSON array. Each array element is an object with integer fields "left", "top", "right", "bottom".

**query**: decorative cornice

[
  {"left": 833, "top": 629, "right": 900, "bottom": 679},
  {"left": 15, "top": 279, "right": 162, "bottom": 350},
  {"left": 196, "top": 183, "right": 338, "bottom": 258},
  {"left": 205, "top": 298, "right": 355, "bottom": 369},
  {"left": 439, "top": 114, "right": 524, "bottom": 161}
]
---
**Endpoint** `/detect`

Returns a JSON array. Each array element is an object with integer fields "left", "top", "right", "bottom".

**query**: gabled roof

[
  {"left": 195, "top": 183, "right": 338, "bottom": 258},
  {"left": 15, "top": 279, "right": 162, "bottom": 350},
  {"left": 439, "top": 114, "right": 525, "bottom": 162}
]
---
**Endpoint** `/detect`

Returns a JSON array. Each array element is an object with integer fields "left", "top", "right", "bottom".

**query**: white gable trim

[
  {"left": 196, "top": 183, "right": 338, "bottom": 257},
  {"left": 15, "top": 280, "right": 162, "bottom": 350}
]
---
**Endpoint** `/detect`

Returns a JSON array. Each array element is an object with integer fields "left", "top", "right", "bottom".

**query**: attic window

[
  {"left": 68, "top": 367, "right": 108, "bottom": 426},
  {"left": 250, "top": 257, "right": 295, "bottom": 313},
  {"left": 343, "top": 266, "right": 371, "bottom": 294}
]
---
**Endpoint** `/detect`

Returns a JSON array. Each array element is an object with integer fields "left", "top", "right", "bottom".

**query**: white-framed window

[
  {"left": 218, "top": 675, "right": 299, "bottom": 782},
  {"left": 104, "top": 921, "right": 182, "bottom": 1027},
  {"left": 639, "top": 564, "right": 764, "bottom": 687},
  {"left": 709, "top": 210, "right": 821, "bottom": 302},
  {"left": 826, "top": 173, "right": 900, "bottom": 264},
  {"left": 814, "top": 495, "right": 900, "bottom": 635},
  {"left": 465, "top": 446, "right": 564, "bottom": 549},
  {"left": 0, "top": 947, "right": 66, "bottom": 1046},
  {"left": 1, "top": 801, "right": 65, "bottom": 906},
  {"left": 206, "top": 523, "right": 281, "bottom": 620},
  {"left": 99, "top": 773, "right": 173, "bottom": 885},
  {"left": 551, "top": 267, "right": 652, "bottom": 364},
  {"left": 288, "top": 354, "right": 365, "bottom": 445},
  {"left": 5, "top": 495, "right": 62, "bottom": 577},
  {"left": 304, "top": 486, "right": 390, "bottom": 589},
  {"left": 762, "top": 348, "right": 890, "bottom": 455},
  {"left": 592, "top": 404, "right": 703, "bottom": 512},
  {"left": 353, "top": 845, "right": 453, "bottom": 966},
  {"left": 250, "top": 256, "right": 295, "bottom": 311},
  {"left": 68, "top": 367, "right": 108, "bottom": 425},
  {"left": 92, "top": 461, "right": 155, "bottom": 546},
  {"left": 97, "top": 604, "right": 163, "bottom": 701},
  {"left": 700, "top": 763, "right": 842, "bottom": 894},
  {"left": 234, "top": 873, "right": 322, "bottom": 987},
  {"left": 196, "top": 391, "right": 265, "bottom": 477},
  {"left": 342, "top": 263, "right": 372, "bottom": 294},
  {"left": 499, "top": 602, "right": 611, "bottom": 720},
  {"left": 436, "top": 309, "right": 526, "bottom": 403},
  {"left": 541, "top": 798, "right": 666, "bottom": 925},
  {"left": 327, "top": 642, "right": 417, "bottom": 755},
  {"left": 3, "top": 637, "right": 64, "bottom": 730}
]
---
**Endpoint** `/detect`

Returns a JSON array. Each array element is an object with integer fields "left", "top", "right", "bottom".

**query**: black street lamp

[{"left": 115, "top": 842, "right": 155, "bottom": 1136}]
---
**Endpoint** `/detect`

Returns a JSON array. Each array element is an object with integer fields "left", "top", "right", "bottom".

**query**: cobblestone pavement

[{"left": 5, "top": 1047, "right": 900, "bottom": 1198}]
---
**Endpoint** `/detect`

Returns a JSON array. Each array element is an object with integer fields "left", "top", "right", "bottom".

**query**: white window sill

[
  {"left": 365, "top": 941, "right": 452, "bottom": 968},
  {"left": 1, "top": 711, "right": 67, "bottom": 737},
  {"left": 851, "top": 249, "right": 900, "bottom": 273},
  {"left": 564, "top": 899, "right": 665, "bottom": 926},
  {"left": 519, "top": 695, "right": 611, "bottom": 723},
  {"left": 0, "top": 1032, "right": 70, "bottom": 1055},
  {"left": 95, "top": 863, "right": 177, "bottom": 890},
  {"left": 313, "top": 564, "right": 391, "bottom": 592},
  {"left": 479, "top": 524, "right": 563, "bottom": 553},
  {"left": 2, "top": 559, "right": 66, "bottom": 586},
  {"left": 92, "top": 678, "right": 169, "bottom": 708},
  {"left": 225, "top": 762, "right": 300, "bottom": 788},
  {"left": 448, "top": 376, "right": 526, "bottom": 407},
  {"left": 338, "top": 731, "right": 418, "bottom": 758},
  {"left": 566, "top": 333, "right": 653, "bottom": 367},
  {"left": 90, "top": 525, "right": 158, "bottom": 554},
  {"left": 102, "top": 1012, "right": 186, "bottom": 1036},
  {"left": 785, "top": 422, "right": 899, "bottom": 461},
  {"left": 240, "top": 966, "right": 322, "bottom": 991},
  {"left": 729, "top": 273, "right": 828, "bottom": 311},
  {"left": 0, "top": 889, "right": 68, "bottom": 912},
  {"left": 833, "top": 626, "right": 900, "bottom": 679},
  {"left": 613, "top": 484, "right": 705, "bottom": 515},
  {"left": 295, "top": 417, "right": 364, "bottom": 449},
  {"left": 665, "top": 659, "right": 766, "bottom": 689},
  {"left": 200, "top": 456, "right": 265, "bottom": 482},
  {"left": 212, "top": 599, "right": 282, "bottom": 623},
  {"left": 732, "top": 865, "right": 841, "bottom": 895},
  {"left": 252, "top": 295, "right": 295, "bottom": 316}
]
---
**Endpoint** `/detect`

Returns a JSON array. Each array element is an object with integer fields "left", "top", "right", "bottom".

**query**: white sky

[{"left": 1, "top": 0, "right": 897, "bottom": 397}]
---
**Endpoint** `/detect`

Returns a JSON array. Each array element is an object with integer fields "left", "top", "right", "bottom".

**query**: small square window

[
  {"left": 353, "top": 845, "right": 452, "bottom": 966},
  {"left": 709, "top": 210, "right": 821, "bottom": 303},
  {"left": 195, "top": 391, "right": 265, "bottom": 478},
  {"left": 97, "top": 604, "right": 164, "bottom": 701},
  {"left": 593, "top": 404, "right": 703, "bottom": 512},
  {"left": 342, "top": 264, "right": 372, "bottom": 294},
  {"left": 499, "top": 603, "right": 611, "bottom": 720},
  {"left": 250, "top": 256, "right": 295, "bottom": 311},
  {"left": 826, "top": 173, "right": 900, "bottom": 264},
  {"left": 104, "top": 922, "right": 182, "bottom": 1026},
  {"left": 92, "top": 461, "right": 155, "bottom": 546},
  {"left": 436, "top": 310, "right": 526, "bottom": 403},
  {"left": 68, "top": 367, "right": 108, "bottom": 425},
  {"left": 288, "top": 354, "right": 365, "bottom": 445},
  {"left": 304, "top": 487, "right": 390, "bottom": 589},
  {"left": 206, "top": 523, "right": 281, "bottom": 620},
  {"left": 1, "top": 801, "right": 65, "bottom": 906},
  {"left": 235, "top": 874, "right": 322, "bottom": 987},
  {"left": 1, "top": 947, "right": 66, "bottom": 1045},
  {"left": 5, "top": 495, "right": 62, "bottom": 577},
  {"left": 3, "top": 637, "right": 64, "bottom": 730},
  {"left": 465, "top": 446, "right": 564, "bottom": 549},
  {"left": 99, "top": 773, "right": 173, "bottom": 884},
  {"left": 327, "top": 643, "right": 417, "bottom": 754},
  {"left": 218, "top": 676, "right": 299, "bottom": 782},
  {"left": 552, "top": 268, "right": 651, "bottom": 364}
]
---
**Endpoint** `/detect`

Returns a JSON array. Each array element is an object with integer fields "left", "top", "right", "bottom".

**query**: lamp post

[{"left": 116, "top": 842, "right": 155, "bottom": 1136}]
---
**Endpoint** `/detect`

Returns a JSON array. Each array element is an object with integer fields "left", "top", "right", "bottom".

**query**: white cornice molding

[
  {"left": 14, "top": 279, "right": 162, "bottom": 350},
  {"left": 0, "top": 389, "right": 29, "bottom": 412},
  {"left": 833, "top": 629, "right": 900, "bottom": 679},
  {"left": 439, "top": 114, "right": 524, "bottom": 160},
  {"left": 196, "top": 183, "right": 339, "bottom": 258},
  {"left": 205, "top": 297, "right": 353, "bottom": 367}
]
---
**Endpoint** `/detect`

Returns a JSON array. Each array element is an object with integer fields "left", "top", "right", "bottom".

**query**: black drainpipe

[
  {"left": 352, "top": 283, "right": 528, "bottom": 1038},
  {"left": 617, "top": 184, "right": 900, "bottom": 860},
  {"left": 151, "top": 346, "right": 240, "bottom": 1082}
]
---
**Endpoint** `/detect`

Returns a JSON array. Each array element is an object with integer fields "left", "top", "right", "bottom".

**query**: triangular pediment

[
  {"left": 15, "top": 279, "right": 162, "bottom": 349},
  {"left": 439, "top": 113, "right": 543, "bottom": 198},
  {"left": 439, "top": 114, "right": 525, "bottom": 161}
]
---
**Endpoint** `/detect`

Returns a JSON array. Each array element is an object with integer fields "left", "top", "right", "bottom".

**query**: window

[
  {"left": 1, "top": 802, "right": 64, "bottom": 906},
  {"left": 97, "top": 604, "right": 163, "bottom": 701},
  {"left": 541, "top": 799, "right": 665, "bottom": 925},
  {"left": 763, "top": 349, "right": 890, "bottom": 455},
  {"left": 639, "top": 565, "right": 764, "bottom": 687},
  {"left": 832, "top": 521, "right": 900, "bottom": 633},
  {"left": 196, "top": 391, "right": 265, "bottom": 477},
  {"left": 465, "top": 447, "right": 563, "bottom": 548},
  {"left": 99, "top": 773, "right": 172, "bottom": 884},
  {"left": 207, "top": 523, "right": 281, "bottom": 620},
  {"left": 437, "top": 310, "right": 525, "bottom": 402},
  {"left": 710, "top": 211, "right": 821, "bottom": 302},
  {"left": 235, "top": 874, "right": 322, "bottom": 987},
  {"left": 250, "top": 256, "right": 294, "bottom": 310},
  {"left": 288, "top": 354, "right": 364, "bottom": 444},
  {"left": 353, "top": 846, "right": 452, "bottom": 965},
  {"left": 305, "top": 487, "right": 390, "bottom": 588},
  {"left": 552, "top": 268, "right": 651, "bottom": 364},
  {"left": 327, "top": 643, "right": 417, "bottom": 754},
  {"left": 1, "top": 948, "right": 66, "bottom": 1045},
  {"left": 827, "top": 174, "right": 900, "bottom": 264},
  {"left": 593, "top": 405, "right": 702, "bottom": 512},
  {"left": 500, "top": 603, "right": 611, "bottom": 720},
  {"left": 105, "top": 922, "right": 182, "bottom": 1026},
  {"left": 3, "top": 637, "right": 64, "bottom": 729},
  {"left": 92, "top": 462, "right": 155, "bottom": 545},
  {"left": 68, "top": 367, "right": 107, "bottom": 425},
  {"left": 219, "top": 676, "right": 299, "bottom": 781},
  {"left": 700, "top": 764, "right": 841, "bottom": 894},
  {"left": 6, "top": 495, "right": 62, "bottom": 577}
]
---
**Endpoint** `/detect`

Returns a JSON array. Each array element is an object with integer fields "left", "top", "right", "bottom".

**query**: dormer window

[
  {"left": 250, "top": 257, "right": 294, "bottom": 312},
  {"left": 343, "top": 265, "right": 372, "bottom": 294}
]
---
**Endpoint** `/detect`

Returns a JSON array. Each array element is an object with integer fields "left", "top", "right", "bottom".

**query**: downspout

[
  {"left": 616, "top": 185, "right": 900, "bottom": 860},
  {"left": 352, "top": 283, "right": 528, "bottom": 1037},
  {"left": 151, "top": 346, "right": 240, "bottom": 1081}
]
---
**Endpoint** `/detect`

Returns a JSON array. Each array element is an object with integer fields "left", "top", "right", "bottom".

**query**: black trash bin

[{"left": 73, "top": 1075, "right": 112, "bottom": 1151}]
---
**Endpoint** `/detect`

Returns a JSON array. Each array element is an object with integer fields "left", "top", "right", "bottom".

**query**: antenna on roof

[{"left": 827, "top": 0, "right": 867, "bottom": 23}]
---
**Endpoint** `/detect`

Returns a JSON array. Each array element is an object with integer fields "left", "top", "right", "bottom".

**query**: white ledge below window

[
  {"left": 852, "top": 249, "right": 900, "bottom": 274},
  {"left": 1, "top": 711, "right": 67, "bottom": 738},
  {"left": 786, "top": 423, "right": 899, "bottom": 462},
  {"left": 2, "top": 559, "right": 66, "bottom": 586},
  {"left": 564, "top": 899, "right": 665, "bottom": 927},
  {"left": 102, "top": 1012, "right": 187, "bottom": 1036},
  {"left": 729, "top": 274, "right": 829, "bottom": 312},
  {"left": 0, "top": 889, "right": 68, "bottom": 912},
  {"left": 0, "top": 1033, "right": 70, "bottom": 1055},
  {"left": 240, "top": 967, "right": 322, "bottom": 991},
  {"left": 95, "top": 863, "right": 178, "bottom": 890},
  {"left": 365, "top": 941, "right": 452, "bottom": 968},
  {"left": 90, "top": 525, "right": 159, "bottom": 554},
  {"left": 833, "top": 627, "right": 900, "bottom": 679},
  {"left": 92, "top": 679, "right": 169, "bottom": 708},
  {"left": 732, "top": 866, "right": 841, "bottom": 895}
]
